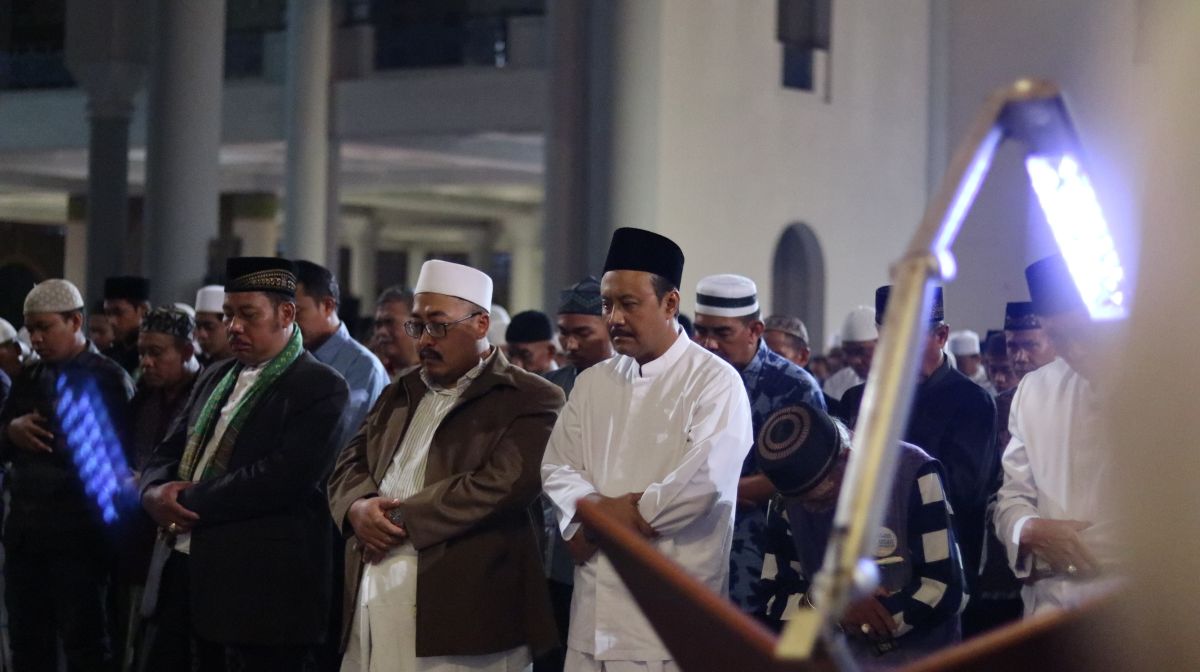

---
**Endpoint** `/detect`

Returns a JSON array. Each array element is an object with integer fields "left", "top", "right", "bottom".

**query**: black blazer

[{"left": 141, "top": 351, "right": 350, "bottom": 646}]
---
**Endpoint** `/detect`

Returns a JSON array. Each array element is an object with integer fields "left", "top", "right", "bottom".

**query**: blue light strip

[
  {"left": 55, "top": 372, "right": 136, "bottom": 524},
  {"left": 1026, "top": 154, "right": 1129, "bottom": 321}
]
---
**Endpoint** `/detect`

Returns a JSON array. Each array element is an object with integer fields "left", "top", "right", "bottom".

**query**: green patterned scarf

[{"left": 177, "top": 325, "right": 304, "bottom": 481}]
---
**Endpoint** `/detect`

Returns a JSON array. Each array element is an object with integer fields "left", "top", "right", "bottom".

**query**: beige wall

[{"left": 606, "top": 0, "right": 933, "bottom": 347}]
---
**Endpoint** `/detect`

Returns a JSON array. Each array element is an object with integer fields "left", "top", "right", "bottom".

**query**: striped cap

[{"left": 695, "top": 274, "right": 759, "bottom": 318}]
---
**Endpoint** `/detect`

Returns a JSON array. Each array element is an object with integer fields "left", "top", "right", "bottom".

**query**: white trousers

[
  {"left": 564, "top": 649, "right": 678, "bottom": 672},
  {"left": 341, "top": 545, "right": 531, "bottom": 672}
]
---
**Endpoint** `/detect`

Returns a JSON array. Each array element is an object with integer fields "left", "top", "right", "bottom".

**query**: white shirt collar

[{"left": 637, "top": 327, "right": 688, "bottom": 379}]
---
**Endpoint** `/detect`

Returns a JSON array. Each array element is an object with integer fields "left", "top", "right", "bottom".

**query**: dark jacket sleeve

[
  {"left": 401, "top": 382, "right": 564, "bottom": 550},
  {"left": 177, "top": 372, "right": 349, "bottom": 526},
  {"left": 138, "top": 363, "right": 227, "bottom": 495}
]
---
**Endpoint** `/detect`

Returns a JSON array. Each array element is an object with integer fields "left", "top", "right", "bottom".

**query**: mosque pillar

[
  {"left": 64, "top": 0, "right": 149, "bottom": 300},
  {"left": 507, "top": 215, "right": 544, "bottom": 312},
  {"left": 142, "top": 0, "right": 227, "bottom": 304},
  {"left": 282, "top": 0, "right": 334, "bottom": 265}
]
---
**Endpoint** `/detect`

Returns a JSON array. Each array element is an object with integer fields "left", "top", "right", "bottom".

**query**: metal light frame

[{"left": 777, "top": 78, "right": 1129, "bottom": 666}]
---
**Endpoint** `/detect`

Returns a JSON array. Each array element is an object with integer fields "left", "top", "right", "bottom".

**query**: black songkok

[
  {"left": 875, "top": 285, "right": 944, "bottom": 325},
  {"left": 558, "top": 276, "right": 603, "bottom": 316},
  {"left": 140, "top": 306, "right": 195, "bottom": 340},
  {"left": 104, "top": 276, "right": 150, "bottom": 303},
  {"left": 1026, "top": 254, "right": 1085, "bottom": 317},
  {"left": 756, "top": 403, "right": 842, "bottom": 497},
  {"left": 602, "top": 227, "right": 685, "bottom": 290},
  {"left": 1004, "top": 301, "right": 1041, "bottom": 331},
  {"left": 506, "top": 310, "right": 554, "bottom": 344},
  {"left": 225, "top": 257, "right": 298, "bottom": 297}
]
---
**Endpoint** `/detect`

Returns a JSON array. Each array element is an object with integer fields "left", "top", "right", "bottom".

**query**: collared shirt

[
  {"left": 175, "top": 362, "right": 265, "bottom": 555},
  {"left": 541, "top": 330, "right": 752, "bottom": 661},
  {"left": 995, "top": 358, "right": 1121, "bottom": 614},
  {"left": 729, "top": 340, "right": 825, "bottom": 613},
  {"left": 312, "top": 322, "right": 389, "bottom": 449}
]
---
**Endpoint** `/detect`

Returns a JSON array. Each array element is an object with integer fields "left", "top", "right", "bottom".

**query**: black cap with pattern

[
  {"left": 140, "top": 305, "right": 195, "bottom": 340},
  {"left": 558, "top": 276, "right": 603, "bottom": 316},
  {"left": 1004, "top": 301, "right": 1041, "bottom": 330},
  {"left": 226, "top": 257, "right": 298, "bottom": 297},
  {"left": 875, "top": 285, "right": 945, "bottom": 325},
  {"left": 756, "top": 403, "right": 842, "bottom": 497}
]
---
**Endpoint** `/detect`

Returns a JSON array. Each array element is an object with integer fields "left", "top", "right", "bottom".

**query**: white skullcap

[
  {"left": 841, "top": 306, "right": 878, "bottom": 342},
  {"left": 695, "top": 274, "right": 759, "bottom": 318},
  {"left": 948, "top": 330, "right": 981, "bottom": 356},
  {"left": 414, "top": 260, "right": 493, "bottom": 311},
  {"left": 488, "top": 304, "right": 512, "bottom": 346},
  {"left": 195, "top": 285, "right": 225, "bottom": 314},
  {"left": 0, "top": 318, "right": 17, "bottom": 345},
  {"left": 173, "top": 302, "right": 196, "bottom": 319},
  {"left": 24, "top": 279, "right": 84, "bottom": 314}
]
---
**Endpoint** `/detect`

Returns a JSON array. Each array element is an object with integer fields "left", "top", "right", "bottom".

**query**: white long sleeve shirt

[
  {"left": 994, "top": 358, "right": 1122, "bottom": 615},
  {"left": 541, "top": 330, "right": 752, "bottom": 662}
]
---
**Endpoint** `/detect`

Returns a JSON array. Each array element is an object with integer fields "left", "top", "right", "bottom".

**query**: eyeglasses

[{"left": 403, "top": 312, "right": 483, "bottom": 340}]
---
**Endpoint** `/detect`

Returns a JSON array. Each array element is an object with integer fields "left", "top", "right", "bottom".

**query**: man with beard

[
  {"left": 194, "top": 285, "right": 233, "bottom": 367},
  {"left": 137, "top": 258, "right": 350, "bottom": 670},
  {"left": 541, "top": 228, "right": 752, "bottom": 672},
  {"left": 0, "top": 279, "right": 134, "bottom": 671},
  {"left": 103, "top": 276, "right": 151, "bottom": 375},
  {"left": 330, "top": 260, "right": 564, "bottom": 671}
]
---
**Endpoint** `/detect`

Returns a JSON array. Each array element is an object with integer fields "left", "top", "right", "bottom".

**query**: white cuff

[{"left": 1010, "top": 515, "right": 1038, "bottom": 578}]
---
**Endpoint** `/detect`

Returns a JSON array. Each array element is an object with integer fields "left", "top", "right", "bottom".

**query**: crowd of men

[{"left": 0, "top": 227, "right": 1115, "bottom": 671}]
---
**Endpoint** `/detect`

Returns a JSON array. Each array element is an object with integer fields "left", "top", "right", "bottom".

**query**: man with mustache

[
  {"left": 137, "top": 257, "right": 350, "bottom": 670},
  {"left": 541, "top": 228, "right": 753, "bottom": 672},
  {"left": 329, "top": 259, "right": 565, "bottom": 672}
]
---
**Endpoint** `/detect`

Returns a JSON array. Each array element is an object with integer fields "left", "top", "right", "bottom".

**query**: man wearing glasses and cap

[{"left": 329, "top": 259, "right": 564, "bottom": 672}]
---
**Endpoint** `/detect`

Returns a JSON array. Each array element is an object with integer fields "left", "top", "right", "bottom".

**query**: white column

[
  {"left": 507, "top": 216, "right": 544, "bottom": 312},
  {"left": 282, "top": 0, "right": 333, "bottom": 263},
  {"left": 143, "top": 0, "right": 226, "bottom": 303}
]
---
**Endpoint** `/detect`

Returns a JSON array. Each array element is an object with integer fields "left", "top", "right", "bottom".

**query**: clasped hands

[
  {"left": 567, "top": 492, "right": 656, "bottom": 565},
  {"left": 1021, "top": 518, "right": 1100, "bottom": 580},
  {"left": 349, "top": 496, "right": 408, "bottom": 565}
]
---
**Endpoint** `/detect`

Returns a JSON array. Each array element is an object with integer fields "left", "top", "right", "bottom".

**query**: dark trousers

[
  {"left": 138, "top": 552, "right": 317, "bottom": 672},
  {"left": 532, "top": 578, "right": 573, "bottom": 672},
  {"left": 5, "top": 541, "right": 114, "bottom": 672}
]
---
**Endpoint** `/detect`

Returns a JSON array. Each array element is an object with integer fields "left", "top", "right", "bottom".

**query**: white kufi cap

[
  {"left": 0, "top": 318, "right": 17, "bottom": 345},
  {"left": 948, "top": 330, "right": 981, "bottom": 356},
  {"left": 488, "top": 304, "right": 511, "bottom": 345},
  {"left": 695, "top": 274, "right": 759, "bottom": 318},
  {"left": 24, "top": 279, "right": 84, "bottom": 314},
  {"left": 414, "top": 260, "right": 493, "bottom": 310},
  {"left": 841, "top": 306, "right": 878, "bottom": 342},
  {"left": 195, "top": 285, "right": 225, "bottom": 314}
]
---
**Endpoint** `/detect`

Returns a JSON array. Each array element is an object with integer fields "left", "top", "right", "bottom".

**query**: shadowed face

[
  {"left": 556, "top": 313, "right": 612, "bottom": 372},
  {"left": 693, "top": 313, "right": 763, "bottom": 369},
  {"left": 841, "top": 340, "right": 876, "bottom": 379},
  {"left": 1005, "top": 327, "right": 1057, "bottom": 379},
  {"left": 138, "top": 331, "right": 192, "bottom": 389},
  {"left": 195, "top": 311, "right": 231, "bottom": 360},
  {"left": 507, "top": 340, "right": 557, "bottom": 374},
  {"left": 104, "top": 298, "right": 147, "bottom": 341},
  {"left": 25, "top": 311, "right": 84, "bottom": 364},
  {"left": 87, "top": 314, "right": 115, "bottom": 350},
  {"left": 374, "top": 300, "right": 419, "bottom": 369}
]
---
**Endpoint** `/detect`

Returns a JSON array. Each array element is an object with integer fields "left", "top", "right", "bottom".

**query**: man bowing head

[
  {"left": 541, "top": 228, "right": 753, "bottom": 672},
  {"left": 329, "top": 259, "right": 565, "bottom": 671}
]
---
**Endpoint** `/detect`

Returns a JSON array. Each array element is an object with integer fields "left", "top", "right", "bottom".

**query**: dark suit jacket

[
  {"left": 141, "top": 351, "right": 350, "bottom": 646},
  {"left": 328, "top": 349, "right": 564, "bottom": 657}
]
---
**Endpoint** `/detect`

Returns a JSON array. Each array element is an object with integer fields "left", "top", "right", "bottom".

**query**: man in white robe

[
  {"left": 541, "top": 228, "right": 753, "bottom": 671},
  {"left": 994, "top": 255, "right": 1123, "bottom": 615}
]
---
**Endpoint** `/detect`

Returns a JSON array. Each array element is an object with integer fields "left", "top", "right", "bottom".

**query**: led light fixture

[{"left": 56, "top": 371, "right": 136, "bottom": 524}]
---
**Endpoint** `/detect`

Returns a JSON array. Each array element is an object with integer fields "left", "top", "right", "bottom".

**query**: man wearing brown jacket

[{"left": 328, "top": 259, "right": 564, "bottom": 672}]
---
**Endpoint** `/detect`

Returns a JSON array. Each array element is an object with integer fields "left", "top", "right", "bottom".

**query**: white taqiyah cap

[
  {"left": 24, "top": 279, "right": 84, "bottom": 314},
  {"left": 488, "top": 304, "right": 511, "bottom": 345},
  {"left": 195, "top": 285, "right": 225, "bottom": 314},
  {"left": 695, "top": 274, "right": 759, "bottom": 318},
  {"left": 841, "top": 306, "right": 878, "bottom": 342},
  {"left": 948, "top": 330, "right": 981, "bottom": 356},
  {"left": 0, "top": 318, "right": 17, "bottom": 345},
  {"left": 414, "top": 260, "right": 493, "bottom": 311}
]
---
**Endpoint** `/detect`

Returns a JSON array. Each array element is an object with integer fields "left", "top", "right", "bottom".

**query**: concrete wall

[
  {"left": 937, "top": 0, "right": 1146, "bottom": 334},
  {"left": 607, "top": 0, "right": 933, "bottom": 347}
]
